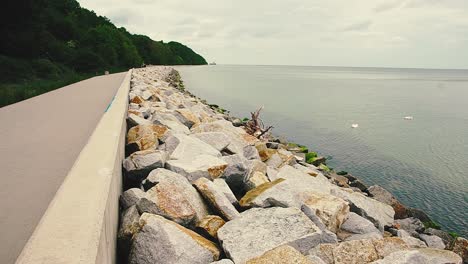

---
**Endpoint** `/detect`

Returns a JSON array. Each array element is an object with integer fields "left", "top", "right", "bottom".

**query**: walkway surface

[{"left": 0, "top": 72, "right": 126, "bottom": 264}]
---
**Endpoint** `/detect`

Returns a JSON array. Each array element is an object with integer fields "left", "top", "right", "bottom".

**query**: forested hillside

[{"left": 0, "top": 0, "right": 207, "bottom": 106}]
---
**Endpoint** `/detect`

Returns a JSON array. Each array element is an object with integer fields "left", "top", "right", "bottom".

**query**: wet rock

[
  {"left": 451, "top": 237, "right": 468, "bottom": 263},
  {"left": 193, "top": 178, "right": 240, "bottom": 221},
  {"left": 217, "top": 207, "right": 325, "bottom": 264},
  {"left": 120, "top": 188, "right": 146, "bottom": 210},
  {"left": 123, "top": 150, "right": 167, "bottom": 184},
  {"left": 191, "top": 132, "right": 231, "bottom": 152},
  {"left": 419, "top": 234, "right": 445, "bottom": 249},
  {"left": 349, "top": 179, "right": 368, "bottom": 192},
  {"left": 129, "top": 213, "right": 220, "bottom": 264},
  {"left": 406, "top": 207, "right": 432, "bottom": 223},
  {"left": 196, "top": 215, "right": 225, "bottom": 239},
  {"left": 137, "top": 169, "right": 209, "bottom": 226},
  {"left": 371, "top": 248, "right": 462, "bottom": 264},
  {"left": 166, "top": 154, "right": 228, "bottom": 182},
  {"left": 301, "top": 192, "right": 349, "bottom": 233},
  {"left": 246, "top": 245, "right": 313, "bottom": 264},
  {"left": 310, "top": 156, "right": 326, "bottom": 166},
  {"left": 368, "top": 185, "right": 408, "bottom": 219}
]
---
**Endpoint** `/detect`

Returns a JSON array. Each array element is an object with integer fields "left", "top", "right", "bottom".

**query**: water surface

[{"left": 177, "top": 65, "right": 468, "bottom": 236}]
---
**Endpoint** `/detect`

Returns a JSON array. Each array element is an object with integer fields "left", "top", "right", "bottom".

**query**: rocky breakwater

[{"left": 117, "top": 66, "right": 466, "bottom": 264}]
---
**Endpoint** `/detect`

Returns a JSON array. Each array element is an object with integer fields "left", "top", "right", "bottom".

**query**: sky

[{"left": 77, "top": 0, "right": 468, "bottom": 69}]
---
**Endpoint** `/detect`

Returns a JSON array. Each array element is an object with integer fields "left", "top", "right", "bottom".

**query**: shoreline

[{"left": 118, "top": 66, "right": 467, "bottom": 263}]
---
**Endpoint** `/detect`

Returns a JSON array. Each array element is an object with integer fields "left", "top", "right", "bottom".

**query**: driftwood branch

[{"left": 244, "top": 106, "right": 273, "bottom": 139}]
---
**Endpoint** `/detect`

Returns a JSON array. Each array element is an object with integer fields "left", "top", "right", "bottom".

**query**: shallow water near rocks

[{"left": 177, "top": 65, "right": 468, "bottom": 237}]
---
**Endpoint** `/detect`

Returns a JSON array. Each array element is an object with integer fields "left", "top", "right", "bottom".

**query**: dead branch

[{"left": 244, "top": 106, "right": 273, "bottom": 139}]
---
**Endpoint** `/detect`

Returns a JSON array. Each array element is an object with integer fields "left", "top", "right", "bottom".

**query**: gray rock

[
  {"left": 137, "top": 169, "right": 209, "bottom": 226},
  {"left": 191, "top": 132, "right": 231, "bottom": 152},
  {"left": 371, "top": 248, "right": 462, "bottom": 264},
  {"left": 118, "top": 205, "right": 140, "bottom": 257},
  {"left": 332, "top": 188, "right": 395, "bottom": 231},
  {"left": 340, "top": 212, "right": 381, "bottom": 235},
  {"left": 266, "top": 166, "right": 279, "bottom": 181},
  {"left": 123, "top": 150, "right": 167, "bottom": 183},
  {"left": 166, "top": 154, "right": 228, "bottom": 182},
  {"left": 394, "top": 217, "right": 424, "bottom": 236},
  {"left": 307, "top": 255, "right": 327, "bottom": 264},
  {"left": 396, "top": 230, "right": 427, "bottom": 248},
  {"left": 368, "top": 185, "right": 395, "bottom": 205},
  {"left": 120, "top": 188, "right": 146, "bottom": 210},
  {"left": 300, "top": 205, "right": 339, "bottom": 244},
  {"left": 419, "top": 234, "right": 446, "bottom": 249},
  {"left": 211, "top": 259, "right": 234, "bottom": 264},
  {"left": 193, "top": 178, "right": 240, "bottom": 221},
  {"left": 152, "top": 113, "right": 190, "bottom": 134},
  {"left": 164, "top": 134, "right": 221, "bottom": 160},
  {"left": 265, "top": 153, "right": 284, "bottom": 169},
  {"left": 221, "top": 154, "right": 248, "bottom": 192},
  {"left": 127, "top": 113, "right": 152, "bottom": 128},
  {"left": 243, "top": 145, "right": 260, "bottom": 160},
  {"left": 217, "top": 207, "right": 327, "bottom": 264},
  {"left": 424, "top": 228, "right": 453, "bottom": 247},
  {"left": 129, "top": 213, "right": 220, "bottom": 264},
  {"left": 213, "top": 178, "right": 238, "bottom": 206},
  {"left": 244, "top": 159, "right": 269, "bottom": 191}
]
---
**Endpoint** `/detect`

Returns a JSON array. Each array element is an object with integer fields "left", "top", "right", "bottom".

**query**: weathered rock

[
  {"left": 152, "top": 112, "right": 191, "bottom": 134},
  {"left": 164, "top": 134, "right": 221, "bottom": 160},
  {"left": 372, "top": 237, "right": 409, "bottom": 258},
  {"left": 332, "top": 239, "right": 379, "bottom": 264},
  {"left": 246, "top": 245, "right": 314, "bottom": 264},
  {"left": 308, "top": 244, "right": 336, "bottom": 264},
  {"left": 330, "top": 173, "right": 350, "bottom": 187},
  {"left": 137, "top": 169, "right": 209, "bottom": 226},
  {"left": 419, "top": 234, "right": 445, "bottom": 249},
  {"left": 196, "top": 215, "right": 225, "bottom": 239},
  {"left": 368, "top": 185, "right": 408, "bottom": 219},
  {"left": 213, "top": 178, "right": 238, "bottom": 206},
  {"left": 371, "top": 248, "right": 462, "bottom": 264},
  {"left": 126, "top": 124, "right": 168, "bottom": 154},
  {"left": 243, "top": 145, "right": 261, "bottom": 160},
  {"left": 123, "top": 150, "right": 167, "bottom": 184},
  {"left": 424, "top": 228, "right": 453, "bottom": 247},
  {"left": 166, "top": 154, "right": 228, "bottom": 182},
  {"left": 395, "top": 229, "right": 427, "bottom": 248},
  {"left": 332, "top": 188, "right": 395, "bottom": 231},
  {"left": 451, "top": 237, "right": 468, "bottom": 263},
  {"left": 129, "top": 213, "right": 220, "bottom": 264},
  {"left": 193, "top": 178, "right": 240, "bottom": 221},
  {"left": 221, "top": 154, "right": 248, "bottom": 192},
  {"left": 338, "top": 212, "right": 382, "bottom": 241},
  {"left": 118, "top": 205, "right": 140, "bottom": 258},
  {"left": 217, "top": 207, "right": 325, "bottom": 264},
  {"left": 311, "top": 156, "right": 326, "bottom": 166},
  {"left": 127, "top": 113, "right": 152, "bottom": 128},
  {"left": 293, "top": 164, "right": 319, "bottom": 177},
  {"left": 301, "top": 192, "right": 349, "bottom": 233},
  {"left": 191, "top": 132, "right": 231, "bottom": 152},
  {"left": 174, "top": 108, "right": 200, "bottom": 128},
  {"left": 300, "top": 205, "right": 339, "bottom": 244},
  {"left": 266, "top": 166, "right": 279, "bottom": 181},
  {"left": 406, "top": 207, "right": 432, "bottom": 223},
  {"left": 349, "top": 179, "right": 368, "bottom": 192},
  {"left": 394, "top": 217, "right": 424, "bottom": 236},
  {"left": 120, "top": 188, "right": 146, "bottom": 210},
  {"left": 244, "top": 160, "right": 269, "bottom": 191},
  {"left": 265, "top": 153, "right": 284, "bottom": 169},
  {"left": 255, "top": 142, "right": 276, "bottom": 162}
]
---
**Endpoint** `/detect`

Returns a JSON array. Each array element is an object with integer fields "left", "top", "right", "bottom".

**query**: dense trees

[{"left": 0, "top": 0, "right": 207, "bottom": 84}]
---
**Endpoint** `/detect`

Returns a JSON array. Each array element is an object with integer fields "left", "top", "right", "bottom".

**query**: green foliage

[
  {"left": 0, "top": 0, "right": 207, "bottom": 106},
  {"left": 242, "top": 118, "right": 249, "bottom": 122},
  {"left": 448, "top": 232, "right": 459, "bottom": 239},
  {"left": 305, "top": 152, "right": 318, "bottom": 164},
  {"left": 319, "top": 164, "right": 331, "bottom": 172},
  {"left": 298, "top": 145, "right": 309, "bottom": 153},
  {"left": 423, "top": 221, "right": 442, "bottom": 230},
  {"left": 337, "top": 171, "right": 348, "bottom": 176}
]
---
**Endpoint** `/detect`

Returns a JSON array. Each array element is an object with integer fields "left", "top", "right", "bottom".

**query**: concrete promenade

[{"left": 0, "top": 72, "right": 126, "bottom": 264}]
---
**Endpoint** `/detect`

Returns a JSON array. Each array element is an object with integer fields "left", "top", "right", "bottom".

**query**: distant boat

[
  {"left": 351, "top": 124, "right": 359, "bottom": 128},
  {"left": 209, "top": 62, "right": 217, "bottom": 65},
  {"left": 404, "top": 116, "right": 414, "bottom": 120}
]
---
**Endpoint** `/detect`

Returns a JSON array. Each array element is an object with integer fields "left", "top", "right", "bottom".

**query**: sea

[{"left": 176, "top": 65, "right": 468, "bottom": 237}]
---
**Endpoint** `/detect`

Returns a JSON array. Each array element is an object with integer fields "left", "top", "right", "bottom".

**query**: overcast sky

[{"left": 78, "top": 0, "right": 468, "bottom": 69}]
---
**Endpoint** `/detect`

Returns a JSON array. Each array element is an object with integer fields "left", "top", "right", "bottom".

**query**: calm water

[{"left": 177, "top": 65, "right": 468, "bottom": 236}]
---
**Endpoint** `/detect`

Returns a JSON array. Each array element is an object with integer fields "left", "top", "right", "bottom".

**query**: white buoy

[
  {"left": 351, "top": 124, "right": 359, "bottom": 128},
  {"left": 404, "top": 116, "right": 413, "bottom": 120}
]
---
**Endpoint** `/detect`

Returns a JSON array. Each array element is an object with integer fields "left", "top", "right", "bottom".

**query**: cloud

[{"left": 342, "top": 20, "right": 373, "bottom": 32}]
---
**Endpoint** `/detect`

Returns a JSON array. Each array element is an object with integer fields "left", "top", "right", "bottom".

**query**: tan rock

[
  {"left": 308, "top": 243, "right": 336, "bottom": 264},
  {"left": 255, "top": 143, "right": 276, "bottom": 162},
  {"left": 452, "top": 237, "right": 468, "bottom": 262},
  {"left": 332, "top": 239, "right": 379, "bottom": 264},
  {"left": 240, "top": 179, "right": 286, "bottom": 207},
  {"left": 127, "top": 124, "right": 168, "bottom": 153},
  {"left": 302, "top": 192, "right": 350, "bottom": 233},
  {"left": 196, "top": 215, "right": 226, "bottom": 239},
  {"left": 175, "top": 108, "right": 200, "bottom": 128},
  {"left": 193, "top": 178, "right": 240, "bottom": 221},
  {"left": 130, "top": 95, "right": 145, "bottom": 105},
  {"left": 372, "top": 237, "right": 409, "bottom": 258},
  {"left": 245, "top": 160, "right": 269, "bottom": 190},
  {"left": 246, "top": 245, "right": 313, "bottom": 264}
]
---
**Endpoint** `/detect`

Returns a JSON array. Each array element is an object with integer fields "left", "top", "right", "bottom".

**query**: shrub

[
  {"left": 448, "top": 231, "right": 459, "bottom": 239},
  {"left": 305, "top": 152, "right": 318, "bottom": 163},
  {"left": 423, "top": 221, "right": 441, "bottom": 230}
]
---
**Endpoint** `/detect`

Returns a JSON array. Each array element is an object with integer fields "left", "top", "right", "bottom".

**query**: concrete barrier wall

[{"left": 16, "top": 70, "right": 132, "bottom": 264}]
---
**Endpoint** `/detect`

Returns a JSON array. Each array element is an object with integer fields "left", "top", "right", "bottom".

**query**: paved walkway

[{"left": 0, "top": 72, "right": 126, "bottom": 264}]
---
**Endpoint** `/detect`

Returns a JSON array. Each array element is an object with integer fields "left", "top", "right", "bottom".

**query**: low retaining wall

[{"left": 16, "top": 70, "right": 132, "bottom": 264}]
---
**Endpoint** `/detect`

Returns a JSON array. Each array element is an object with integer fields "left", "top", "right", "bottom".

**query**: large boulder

[
  {"left": 166, "top": 154, "right": 228, "bottom": 182},
  {"left": 246, "top": 245, "right": 313, "bottom": 264},
  {"left": 191, "top": 132, "right": 231, "bottom": 152},
  {"left": 338, "top": 212, "right": 382, "bottom": 241},
  {"left": 419, "top": 234, "right": 445, "bottom": 249},
  {"left": 213, "top": 178, "right": 238, "bottom": 206},
  {"left": 221, "top": 154, "right": 249, "bottom": 193},
  {"left": 301, "top": 192, "right": 350, "bottom": 233},
  {"left": 127, "top": 113, "right": 152, "bottom": 128},
  {"left": 332, "top": 188, "right": 395, "bottom": 231},
  {"left": 129, "top": 213, "right": 220, "bottom": 264},
  {"left": 217, "top": 207, "right": 328, "bottom": 264},
  {"left": 137, "top": 169, "right": 209, "bottom": 226},
  {"left": 126, "top": 124, "right": 168, "bottom": 154},
  {"left": 244, "top": 160, "right": 269, "bottom": 191},
  {"left": 330, "top": 239, "right": 379, "bottom": 264},
  {"left": 371, "top": 248, "right": 462, "bottom": 264},
  {"left": 164, "top": 134, "right": 221, "bottom": 160},
  {"left": 173, "top": 108, "right": 200, "bottom": 128},
  {"left": 120, "top": 188, "right": 146, "bottom": 210},
  {"left": 368, "top": 185, "right": 408, "bottom": 219},
  {"left": 394, "top": 217, "right": 424, "bottom": 236},
  {"left": 196, "top": 215, "right": 226, "bottom": 240},
  {"left": 118, "top": 205, "right": 140, "bottom": 258},
  {"left": 123, "top": 150, "right": 167, "bottom": 185},
  {"left": 193, "top": 178, "right": 240, "bottom": 221},
  {"left": 451, "top": 237, "right": 468, "bottom": 263},
  {"left": 152, "top": 112, "right": 191, "bottom": 134}
]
